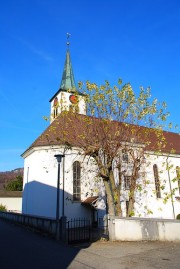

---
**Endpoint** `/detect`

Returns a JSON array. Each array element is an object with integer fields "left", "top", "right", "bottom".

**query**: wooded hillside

[{"left": 0, "top": 168, "right": 23, "bottom": 191}]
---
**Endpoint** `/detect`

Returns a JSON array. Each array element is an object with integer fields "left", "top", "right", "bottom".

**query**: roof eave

[{"left": 49, "top": 88, "right": 86, "bottom": 102}]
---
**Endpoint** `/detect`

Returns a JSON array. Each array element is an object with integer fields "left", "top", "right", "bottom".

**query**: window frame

[
  {"left": 176, "top": 166, "right": 180, "bottom": 195},
  {"left": 124, "top": 176, "right": 131, "bottom": 190},
  {"left": 73, "top": 161, "right": 81, "bottom": 201},
  {"left": 122, "top": 151, "right": 128, "bottom": 162},
  {"left": 153, "top": 164, "right": 161, "bottom": 198}
]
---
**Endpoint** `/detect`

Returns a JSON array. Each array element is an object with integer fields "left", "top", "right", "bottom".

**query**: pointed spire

[{"left": 59, "top": 33, "right": 76, "bottom": 92}]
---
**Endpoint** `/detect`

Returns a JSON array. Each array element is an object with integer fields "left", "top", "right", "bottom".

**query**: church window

[
  {"left": 176, "top": 166, "right": 180, "bottom": 195},
  {"left": 53, "top": 107, "right": 58, "bottom": 118},
  {"left": 153, "top": 164, "right": 161, "bottom": 198},
  {"left": 75, "top": 105, "right": 79, "bottom": 113},
  {"left": 73, "top": 161, "right": 81, "bottom": 201},
  {"left": 124, "top": 176, "right": 131, "bottom": 190},
  {"left": 126, "top": 201, "right": 129, "bottom": 216},
  {"left": 69, "top": 105, "right": 74, "bottom": 112},
  {"left": 53, "top": 97, "right": 59, "bottom": 118},
  {"left": 122, "top": 150, "right": 128, "bottom": 162},
  {"left": 53, "top": 97, "right": 58, "bottom": 106},
  {"left": 69, "top": 104, "right": 79, "bottom": 113}
]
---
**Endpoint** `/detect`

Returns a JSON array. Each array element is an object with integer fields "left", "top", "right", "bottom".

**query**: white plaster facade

[
  {"left": 22, "top": 143, "right": 180, "bottom": 221},
  {"left": 120, "top": 152, "right": 180, "bottom": 219},
  {"left": 22, "top": 146, "right": 106, "bottom": 221}
]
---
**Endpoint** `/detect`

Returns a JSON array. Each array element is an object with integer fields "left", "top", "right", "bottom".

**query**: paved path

[
  {"left": 0, "top": 219, "right": 180, "bottom": 269},
  {"left": 72, "top": 240, "right": 180, "bottom": 269}
]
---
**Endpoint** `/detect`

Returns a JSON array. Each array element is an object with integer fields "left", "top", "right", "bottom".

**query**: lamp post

[{"left": 54, "top": 154, "right": 65, "bottom": 240}]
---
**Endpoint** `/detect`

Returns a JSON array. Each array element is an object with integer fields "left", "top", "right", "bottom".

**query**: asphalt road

[
  {"left": 0, "top": 219, "right": 180, "bottom": 269},
  {"left": 0, "top": 219, "right": 79, "bottom": 269}
]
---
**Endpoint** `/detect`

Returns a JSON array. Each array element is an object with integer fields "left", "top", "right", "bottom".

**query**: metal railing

[{"left": 67, "top": 218, "right": 91, "bottom": 244}]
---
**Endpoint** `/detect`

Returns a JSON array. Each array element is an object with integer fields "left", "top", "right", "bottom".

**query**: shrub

[
  {"left": 0, "top": 204, "right": 7, "bottom": 212},
  {"left": 176, "top": 214, "right": 180, "bottom": 220}
]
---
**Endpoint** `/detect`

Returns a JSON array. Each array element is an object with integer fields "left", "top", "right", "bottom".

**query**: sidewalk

[{"left": 69, "top": 240, "right": 180, "bottom": 269}]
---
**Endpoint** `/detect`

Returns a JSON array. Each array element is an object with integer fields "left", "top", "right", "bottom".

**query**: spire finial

[{"left": 66, "top": 33, "right": 71, "bottom": 48}]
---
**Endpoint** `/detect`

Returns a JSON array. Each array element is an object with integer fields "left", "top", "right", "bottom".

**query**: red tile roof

[{"left": 23, "top": 112, "right": 180, "bottom": 155}]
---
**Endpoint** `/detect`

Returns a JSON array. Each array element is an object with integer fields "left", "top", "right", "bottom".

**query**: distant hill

[{"left": 0, "top": 168, "right": 23, "bottom": 191}]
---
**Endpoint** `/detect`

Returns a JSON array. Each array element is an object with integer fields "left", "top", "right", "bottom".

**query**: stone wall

[{"left": 108, "top": 215, "right": 180, "bottom": 242}]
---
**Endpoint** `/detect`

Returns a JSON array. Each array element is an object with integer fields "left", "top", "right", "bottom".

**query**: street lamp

[{"left": 54, "top": 154, "right": 65, "bottom": 240}]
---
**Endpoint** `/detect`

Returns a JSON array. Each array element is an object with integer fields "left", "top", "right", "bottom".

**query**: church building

[{"left": 22, "top": 42, "right": 180, "bottom": 222}]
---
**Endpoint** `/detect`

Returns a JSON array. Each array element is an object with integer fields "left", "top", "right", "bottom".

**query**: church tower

[{"left": 49, "top": 35, "right": 86, "bottom": 123}]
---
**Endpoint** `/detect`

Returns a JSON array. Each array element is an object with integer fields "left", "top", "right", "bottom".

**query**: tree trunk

[
  {"left": 127, "top": 189, "right": 135, "bottom": 217},
  {"left": 103, "top": 180, "right": 115, "bottom": 215},
  {"left": 114, "top": 191, "right": 122, "bottom": 216},
  {"left": 109, "top": 171, "right": 122, "bottom": 216},
  {"left": 127, "top": 160, "right": 139, "bottom": 217},
  {"left": 95, "top": 155, "right": 122, "bottom": 216}
]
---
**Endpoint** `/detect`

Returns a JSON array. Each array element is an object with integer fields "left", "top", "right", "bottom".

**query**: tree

[
  {"left": 4, "top": 176, "right": 23, "bottom": 191},
  {"left": 77, "top": 80, "right": 173, "bottom": 216},
  {"left": 48, "top": 79, "right": 177, "bottom": 216}
]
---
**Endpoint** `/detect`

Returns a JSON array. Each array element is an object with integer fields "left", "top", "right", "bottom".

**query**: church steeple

[
  {"left": 59, "top": 48, "right": 76, "bottom": 92},
  {"left": 49, "top": 34, "right": 86, "bottom": 123}
]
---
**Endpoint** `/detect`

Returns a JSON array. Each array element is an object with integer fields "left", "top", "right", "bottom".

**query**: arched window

[
  {"left": 153, "top": 164, "right": 161, "bottom": 198},
  {"left": 53, "top": 107, "right": 58, "bottom": 118},
  {"left": 53, "top": 97, "right": 59, "bottom": 118},
  {"left": 73, "top": 161, "right": 81, "bottom": 201},
  {"left": 176, "top": 166, "right": 180, "bottom": 195},
  {"left": 122, "top": 149, "right": 128, "bottom": 162}
]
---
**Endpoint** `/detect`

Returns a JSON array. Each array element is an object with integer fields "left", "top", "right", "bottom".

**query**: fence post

[{"left": 60, "top": 216, "right": 67, "bottom": 242}]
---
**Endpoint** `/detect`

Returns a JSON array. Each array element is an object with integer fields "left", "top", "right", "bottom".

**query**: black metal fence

[
  {"left": 67, "top": 218, "right": 91, "bottom": 244},
  {"left": 67, "top": 217, "right": 109, "bottom": 244}
]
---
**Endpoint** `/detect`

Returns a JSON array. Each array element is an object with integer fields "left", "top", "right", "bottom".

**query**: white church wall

[
  {"left": 22, "top": 148, "right": 58, "bottom": 218},
  {"left": 119, "top": 152, "right": 180, "bottom": 219},
  {"left": 22, "top": 144, "right": 179, "bottom": 221},
  {"left": 22, "top": 146, "right": 106, "bottom": 220},
  {"left": 62, "top": 152, "right": 106, "bottom": 221},
  {"left": 131, "top": 153, "right": 180, "bottom": 219}
]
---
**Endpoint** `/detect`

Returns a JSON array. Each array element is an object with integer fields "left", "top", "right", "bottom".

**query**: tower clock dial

[{"left": 69, "top": 94, "right": 78, "bottom": 104}]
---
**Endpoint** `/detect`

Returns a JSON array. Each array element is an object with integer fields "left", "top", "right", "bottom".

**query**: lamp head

[{"left": 54, "top": 154, "right": 65, "bottom": 163}]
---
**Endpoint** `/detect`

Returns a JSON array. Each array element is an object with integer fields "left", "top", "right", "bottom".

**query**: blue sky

[{"left": 0, "top": 0, "right": 180, "bottom": 171}]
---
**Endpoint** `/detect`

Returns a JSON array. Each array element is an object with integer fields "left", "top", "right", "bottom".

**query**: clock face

[{"left": 69, "top": 94, "right": 78, "bottom": 104}]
